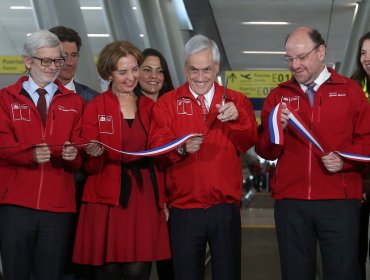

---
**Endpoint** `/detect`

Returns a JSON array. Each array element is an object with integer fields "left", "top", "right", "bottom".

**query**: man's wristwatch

[{"left": 177, "top": 145, "right": 186, "bottom": 155}]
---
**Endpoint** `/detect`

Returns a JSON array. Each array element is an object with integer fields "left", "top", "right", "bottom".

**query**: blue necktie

[{"left": 305, "top": 82, "right": 316, "bottom": 107}]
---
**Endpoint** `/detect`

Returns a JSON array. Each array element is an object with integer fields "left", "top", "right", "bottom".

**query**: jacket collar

[
  {"left": 5, "top": 76, "right": 74, "bottom": 97},
  {"left": 281, "top": 67, "right": 347, "bottom": 90}
]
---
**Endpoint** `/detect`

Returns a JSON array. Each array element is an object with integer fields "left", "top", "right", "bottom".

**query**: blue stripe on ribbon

[
  {"left": 96, "top": 133, "right": 202, "bottom": 156},
  {"left": 268, "top": 104, "right": 370, "bottom": 162}
]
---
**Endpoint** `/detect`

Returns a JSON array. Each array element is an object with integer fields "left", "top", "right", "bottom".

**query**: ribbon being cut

[
  {"left": 95, "top": 133, "right": 201, "bottom": 156},
  {"left": 2, "top": 133, "right": 202, "bottom": 156},
  {"left": 268, "top": 103, "right": 370, "bottom": 162}
]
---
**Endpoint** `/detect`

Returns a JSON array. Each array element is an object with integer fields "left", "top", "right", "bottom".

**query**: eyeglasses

[
  {"left": 32, "top": 56, "right": 65, "bottom": 67},
  {"left": 283, "top": 45, "right": 320, "bottom": 64}
]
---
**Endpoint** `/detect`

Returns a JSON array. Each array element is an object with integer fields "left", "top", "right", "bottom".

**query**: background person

[
  {"left": 136, "top": 48, "right": 174, "bottom": 102},
  {"left": 136, "top": 47, "right": 175, "bottom": 280},
  {"left": 149, "top": 34, "right": 257, "bottom": 280},
  {"left": 256, "top": 26, "right": 370, "bottom": 280},
  {"left": 72, "top": 41, "right": 171, "bottom": 280},
  {"left": 351, "top": 31, "right": 370, "bottom": 280},
  {"left": 49, "top": 25, "right": 99, "bottom": 102},
  {"left": 0, "top": 30, "right": 84, "bottom": 280}
]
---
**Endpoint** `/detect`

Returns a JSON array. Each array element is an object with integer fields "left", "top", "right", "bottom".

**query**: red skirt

[{"left": 73, "top": 170, "right": 171, "bottom": 265}]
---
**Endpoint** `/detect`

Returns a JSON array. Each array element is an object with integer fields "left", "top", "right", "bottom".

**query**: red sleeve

[
  {"left": 224, "top": 92, "right": 257, "bottom": 153},
  {"left": 148, "top": 93, "right": 184, "bottom": 166},
  {"left": 61, "top": 96, "right": 85, "bottom": 170},
  {"left": 0, "top": 90, "right": 36, "bottom": 166},
  {"left": 81, "top": 99, "right": 106, "bottom": 174}
]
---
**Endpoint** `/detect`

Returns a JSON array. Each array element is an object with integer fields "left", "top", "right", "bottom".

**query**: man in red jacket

[
  {"left": 256, "top": 26, "right": 370, "bottom": 280},
  {"left": 0, "top": 30, "right": 84, "bottom": 280},
  {"left": 149, "top": 34, "right": 257, "bottom": 280}
]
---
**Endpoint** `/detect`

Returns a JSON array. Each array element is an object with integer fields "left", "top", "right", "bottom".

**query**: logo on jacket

[
  {"left": 281, "top": 96, "right": 300, "bottom": 111},
  {"left": 177, "top": 98, "right": 193, "bottom": 115},
  {"left": 57, "top": 105, "right": 78, "bottom": 113},
  {"left": 11, "top": 103, "right": 31, "bottom": 121},
  {"left": 329, "top": 92, "right": 347, "bottom": 97},
  {"left": 98, "top": 115, "right": 114, "bottom": 134}
]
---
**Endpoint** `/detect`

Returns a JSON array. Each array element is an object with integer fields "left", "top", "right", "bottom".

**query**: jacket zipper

[
  {"left": 117, "top": 102, "right": 122, "bottom": 206},
  {"left": 49, "top": 110, "right": 55, "bottom": 136},
  {"left": 307, "top": 142, "right": 312, "bottom": 200},
  {"left": 37, "top": 124, "right": 46, "bottom": 209},
  {"left": 307, "top": 108, "right": 314, "bottom": 200}
]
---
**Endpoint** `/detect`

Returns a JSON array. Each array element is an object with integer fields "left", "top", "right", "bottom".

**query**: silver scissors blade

[{"left": 222, "top": 77, "right": 228, "bottom": 106}]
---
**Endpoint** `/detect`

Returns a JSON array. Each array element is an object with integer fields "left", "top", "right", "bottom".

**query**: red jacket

[
  {"left": 256, "top": 68, "right": 370, "bottom": 200},
  {"left": 0, "top": 76, "right": 85, "bottom": 212},
  {"left": 148, "top": 82, "right": 257, "bottom": 209},
  {"left": 81, "top": 89, "right": 166, "bottom": 208}
]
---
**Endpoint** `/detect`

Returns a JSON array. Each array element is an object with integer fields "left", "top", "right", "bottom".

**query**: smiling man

[
  {"left": 149, "top": 34, "right": 257, "bottom": 280},
  {"left": 0, "top": 30, "right": 84, "bottom": 280},
  {"left": 256, "top": 26, "right": 370, "bottom": 280}
]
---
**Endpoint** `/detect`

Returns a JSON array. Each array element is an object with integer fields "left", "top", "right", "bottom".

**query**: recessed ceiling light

[
  {"left": 9, "top": 6, "right": 32, "bottom": 10},
  {"left": 87, "top": 34, "right": 110, "bottom": 38},
  {"left": 241, "top": 21, "right": 290, "bottom": 25},
  {"left": 132, "top": 6, "right": 137, "bottom": 10},
  {"left": 243, "top": 51, "right": 286, "bottom": 54},
  {"left": 80, "top": 7, "right": 103, "bottom": 10},
  {"left": 139, "top": 34, "right": 144, "bottom": 38}
]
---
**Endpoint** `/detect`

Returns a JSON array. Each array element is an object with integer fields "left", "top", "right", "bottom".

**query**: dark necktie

[
  {"left": 305, "top": 82, "right": 316, "bottom": 107},
  {"left": 36, "top": 88, "right": 47, "bottom": 125},
  {"left": 197, "top": 95, "right": 208, "bottom": 120}
]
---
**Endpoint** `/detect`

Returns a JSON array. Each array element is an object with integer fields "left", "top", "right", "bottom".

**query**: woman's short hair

[{"left": 97, "top": 41, "right": 143, "bottom": 81}]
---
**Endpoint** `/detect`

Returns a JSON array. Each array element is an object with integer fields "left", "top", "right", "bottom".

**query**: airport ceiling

[{"left": 0, "top": 0, "right": 360, "bottom": 72}]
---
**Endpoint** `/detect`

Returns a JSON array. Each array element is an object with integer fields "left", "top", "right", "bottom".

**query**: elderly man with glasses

[
  {"left": 0, "top": 30, "right": 84, "bottom": 280},
  {"left": 256, "top": 26, "right": 370, "bottom": 280}
]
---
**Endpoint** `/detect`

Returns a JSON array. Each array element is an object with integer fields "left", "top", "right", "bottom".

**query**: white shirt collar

[
  {"left": 23, "top": 76, "right": 58, "bottom": 96},
  {"left": 189, "top": 83, "right": 215, "bottom": 110},
  {"left": 300, "top": 66, "right": 331, "bottom": 92},
  {"left": 64, "top": 79, "right": 76, "bottom": 92}
]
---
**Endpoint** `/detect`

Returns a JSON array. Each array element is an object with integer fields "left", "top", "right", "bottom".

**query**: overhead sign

[
  {"left": 225, "top": 70, "right": 292, "bottom": 98},
  {"left": 0, "top": 56, "right": 24, "bottom": 74}
]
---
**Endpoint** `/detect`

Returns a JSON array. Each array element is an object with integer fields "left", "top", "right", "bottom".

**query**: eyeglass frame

[
  {"left": 282, "top": 45, "right": 321, "bottom": 64},
  {"left": 32, "top": 56, "right": 65, "bottom": 67}
]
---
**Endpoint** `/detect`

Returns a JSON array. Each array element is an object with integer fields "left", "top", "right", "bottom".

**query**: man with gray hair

[
  {"left": 0, "top": 30, "right": 84, "bottom": 280},
  {"left": 149, "top": 34, "right": 257, "bottom": 279}
]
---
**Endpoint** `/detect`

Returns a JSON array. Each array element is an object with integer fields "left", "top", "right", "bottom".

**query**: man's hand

[
  {"left": 322, "top": 152, "right": 343, "bottom": 173},
  {"left": 184, "top": 136, "right": 204, "bottom": 154},
  {"left": 33, "top": 143, "right": 51, "bottom": 164},
  {"left": 281, "top": 102, "right": 290, "bottom": 130},
  {"left": 85, "top": 141, "right": 105, "bottom": 157},
  {"left": 216, "top": 102, "right": 239, "bottom": 122},
  {"left": 62, "top": 141, "right": 78, "bottom": 161}
]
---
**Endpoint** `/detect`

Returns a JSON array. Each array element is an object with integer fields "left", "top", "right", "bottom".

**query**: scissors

[{"left": 222, "top": 77, "right": 228, "bottom": 106}]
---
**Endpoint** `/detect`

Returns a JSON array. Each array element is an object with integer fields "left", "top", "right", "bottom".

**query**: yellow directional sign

[
  {"left": 225, "top": 70, "right": 292, "bottom": 98},
  {"left": 0, "top": 56, "right": 24, "bottom": 74}
]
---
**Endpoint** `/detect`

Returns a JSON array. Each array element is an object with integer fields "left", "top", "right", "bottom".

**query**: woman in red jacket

[{"left": 73, "top": 41, "right": 170, "bottom": 280}]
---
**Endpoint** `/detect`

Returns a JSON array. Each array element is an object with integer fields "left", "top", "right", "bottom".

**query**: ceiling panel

[{"left": 209, "top": 0, "right": 357, "bottom": 70}]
